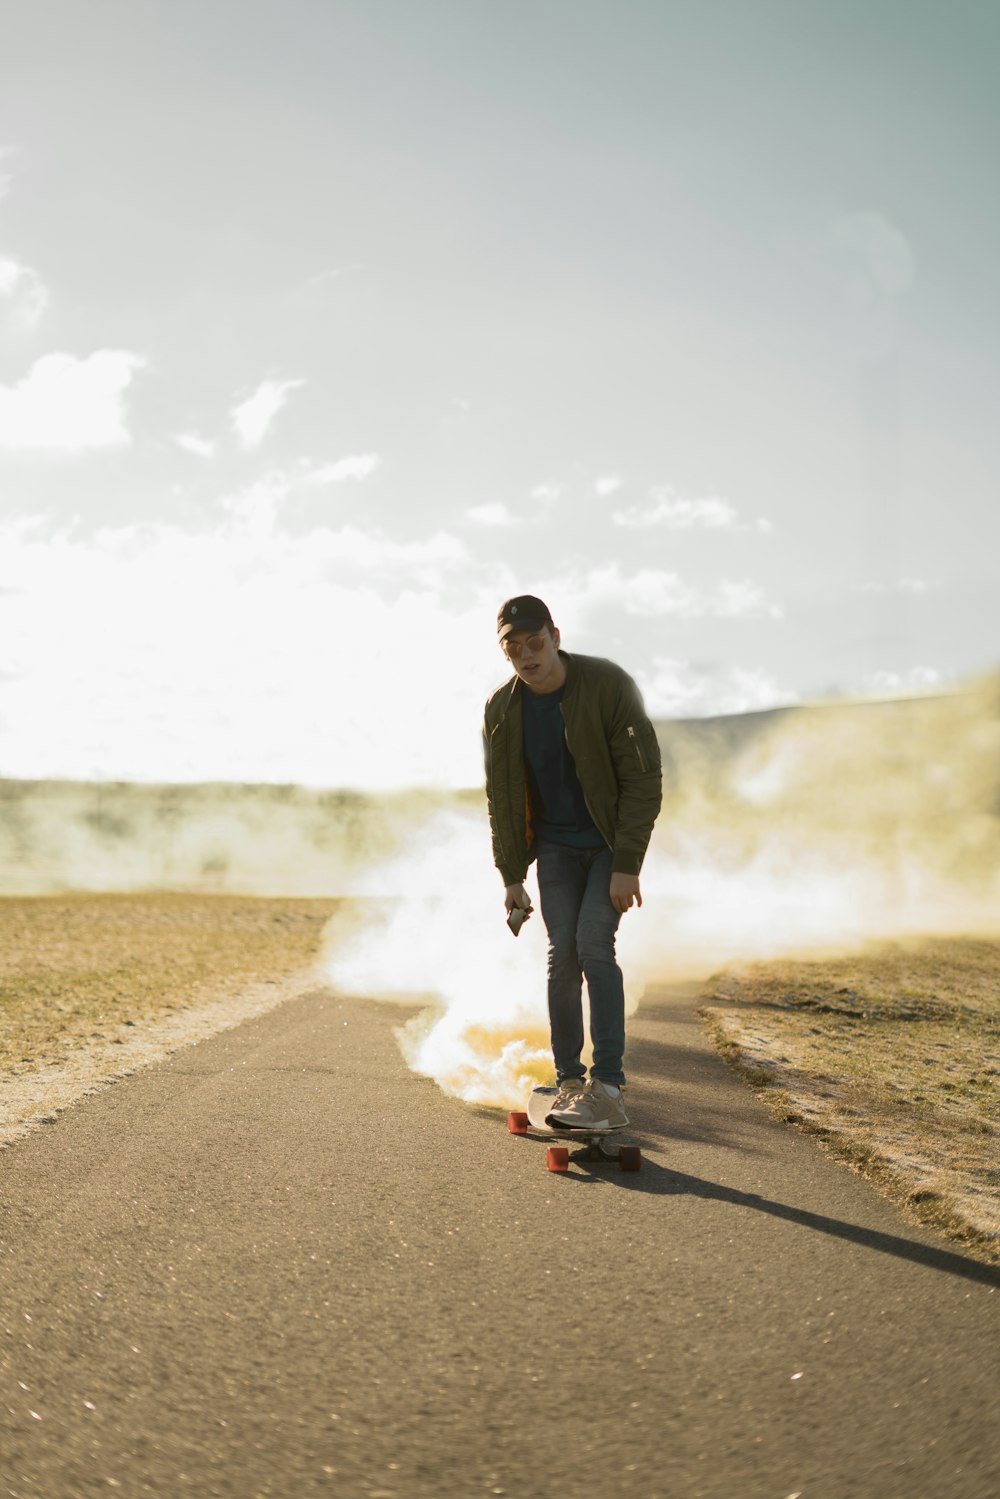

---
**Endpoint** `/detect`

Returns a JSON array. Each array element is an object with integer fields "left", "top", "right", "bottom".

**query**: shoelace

[{"left": 553, "top": 1083, "right": 585, "bottom": 1109}]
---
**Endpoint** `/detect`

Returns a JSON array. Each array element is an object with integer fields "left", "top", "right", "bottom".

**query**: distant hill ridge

[{"left": 1, "top": 676, "right": 997, "bottom": 897}]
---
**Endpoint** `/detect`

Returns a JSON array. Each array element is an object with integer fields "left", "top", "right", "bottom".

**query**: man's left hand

[{"left": 610, "top": 872, "right": 642, "bottom": 914}]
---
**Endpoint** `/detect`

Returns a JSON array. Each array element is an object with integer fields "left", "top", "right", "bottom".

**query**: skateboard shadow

[{"left": 542, "top": 1154, "right": 1000, "bottom": 1286}]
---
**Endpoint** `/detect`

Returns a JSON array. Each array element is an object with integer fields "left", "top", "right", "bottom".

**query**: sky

[{"left": 1, "top": 0, "right": 997, "bottom": 788}]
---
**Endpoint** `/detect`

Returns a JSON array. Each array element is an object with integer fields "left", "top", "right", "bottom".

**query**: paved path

[{"left": 1, "top": 981, "right": 998, "bottom": 1498}]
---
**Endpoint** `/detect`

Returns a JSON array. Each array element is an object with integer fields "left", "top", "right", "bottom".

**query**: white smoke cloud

[
  {"left": 323, "top": 809, "right": 556, "bottom": 1105},
  {"left": 322, "top": 676, "right": 1000, "bottom": 1108}
]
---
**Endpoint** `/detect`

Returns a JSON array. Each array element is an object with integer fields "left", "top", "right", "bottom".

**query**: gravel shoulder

[{"left": 699, "top": 935, "right": 1000, "bottom": 1263}]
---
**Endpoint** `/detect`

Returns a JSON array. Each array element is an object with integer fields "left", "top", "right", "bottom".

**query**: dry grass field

[
  {"left": 700, "top": 936, "right": 1000, "bottom": 1262},
  {"left": 0, "top": 894, "right": 346, "bottom": 1147},
  {"left": 0, "top": 893, "right": 343, "bottom": 1073}
]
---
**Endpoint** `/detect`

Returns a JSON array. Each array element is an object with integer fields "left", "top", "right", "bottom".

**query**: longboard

[{"left": 507, "top": 1085, "right": 642, "bottom": 1173}]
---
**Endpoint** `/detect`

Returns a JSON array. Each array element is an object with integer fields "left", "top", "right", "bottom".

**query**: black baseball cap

[{"left": 496, "top": 594, "right": 554, "bottom": 641}]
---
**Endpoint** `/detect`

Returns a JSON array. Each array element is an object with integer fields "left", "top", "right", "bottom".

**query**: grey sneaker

[
  {"left": 549, "top": 1079, "right": 629, "bottom": 1131},
  {"left": 545, "top": 1077, "right": 587, "bottom": 1126}
]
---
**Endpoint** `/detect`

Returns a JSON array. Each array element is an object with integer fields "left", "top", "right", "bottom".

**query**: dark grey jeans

[{"left": 535, "top": 838, "right": 626, "bottom": 1087}]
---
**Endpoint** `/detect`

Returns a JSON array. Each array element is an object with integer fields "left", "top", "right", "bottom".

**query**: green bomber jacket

[{"left": 483, "top": 651, "right": 663, "bottom": 887}]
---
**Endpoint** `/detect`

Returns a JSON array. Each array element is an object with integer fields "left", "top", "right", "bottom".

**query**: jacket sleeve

[
  {"left": 483, "top": 713, "right": 527, "bottom": 887},
  {"left": 605, "top": 673, "right": 663, "bottom": 875}
]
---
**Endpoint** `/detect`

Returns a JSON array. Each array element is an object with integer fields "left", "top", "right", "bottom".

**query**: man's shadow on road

[{"left": 543, "top": 1150, "right": 1000, "bottom": 1287}]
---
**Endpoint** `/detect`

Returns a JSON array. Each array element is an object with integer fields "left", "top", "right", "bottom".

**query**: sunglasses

[{"left": 501, "top": 632, "right": 548, "bottom": 660}]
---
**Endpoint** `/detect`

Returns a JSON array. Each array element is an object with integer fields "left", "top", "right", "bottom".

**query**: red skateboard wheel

[
  {"left": 546, "top": 1146, "right": 569, "bottom": 1173},
  {"left": 507, "top": 1111, "right": 529, "bottom": 1135},
  {"left": 618, "top": 1146, "right": 642, "bottom": 1172}
]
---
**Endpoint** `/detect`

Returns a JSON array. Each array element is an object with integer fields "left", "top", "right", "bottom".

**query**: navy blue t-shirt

[{"left": 521, "top": 684, "right": 606, "bottom": 849}]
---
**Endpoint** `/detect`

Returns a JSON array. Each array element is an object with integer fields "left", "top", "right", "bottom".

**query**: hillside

[{"left": 1, "top": 672, "right": 997, "bottom": 907}]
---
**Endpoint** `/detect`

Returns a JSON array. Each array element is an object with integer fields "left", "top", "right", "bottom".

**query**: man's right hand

[{"left": 504, "top": 882, "right": 531, "bottom": 914}]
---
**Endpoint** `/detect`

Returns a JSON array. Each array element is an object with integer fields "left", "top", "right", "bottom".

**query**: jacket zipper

[{"left": 627, "top": 725, "right": 648, "bottom": 773}]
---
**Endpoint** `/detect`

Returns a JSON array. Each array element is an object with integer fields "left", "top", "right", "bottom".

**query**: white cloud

[
  {"left": 614, "top": 487, "right": 741, "bottom": 530},
  {"left": 0, "top": 146, "right": 14, "bottom": 200},
  {"left": 303, "top": 453, "right": 381, "bottom": 484},
  {"left": 216, "top": 471, "right": 466, "bottom": 583},
  {"left": 301, "top": 264, "right": 365, "bottom": 290},
  {"left": 219, "top": 471, "right": 289, "bottom": 534},
  {"left": 708, "top": 580, "right": 784, "bottom": 619},
  {"left": 858, "top": 577, "right": 940, "bottom": 596},
  {"left": 232, "top": 378, "right": 305, "bottom": 448},
  {"left": 643, "top": 658, "right": 799, "bottom": 718},
  {"left": 467, "top": 503, "right": 513, "bottom": 527},
  {"left": 311, "top": 524, "right": 466, "bottom": 581},
  {"left": 217, "top": 461, "right": 384, "bottom": 539},
  {"left": 898, "top": 577, "right": 933, "bottom": 595},
  {"left": 529, "top": 482, "right": 562, "bottom": 504},
  {"left": 862, "top": 667, "right": 947, "bottom": 697},
  {"left": 0, "top": 350, "right": 144, "bottom": 452},
  {"left": 574, "top": 564, "right": 783, "bottom": 621},
  {"left": 175, "top": 432, "right": 216, "bottom": 459},
  {"left": 594, "top": 474, "right": 622, "bottom": 497},
  {"left": 0, "top": 256, "right": 49, "bottom": 330},
  {"left": 0, "top": 513, "right": 489, "bottom": 788},
  {"left": 218, "top": 465, "right": 385, "bottom": 538}
]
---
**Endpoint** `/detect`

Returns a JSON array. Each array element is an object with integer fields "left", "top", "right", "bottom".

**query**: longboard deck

[{"left": 510, "top": 1087, "right": 642, "bottom": 1172}]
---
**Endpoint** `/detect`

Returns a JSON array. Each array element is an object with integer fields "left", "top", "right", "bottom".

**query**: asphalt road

[{"left": 1, "top": 980, "right": 998, "bottom": 1499}]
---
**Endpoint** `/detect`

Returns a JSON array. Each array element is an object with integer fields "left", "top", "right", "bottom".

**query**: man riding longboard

[{"left": 483, "top": 595, "right": 663, "bottom": 1130}]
